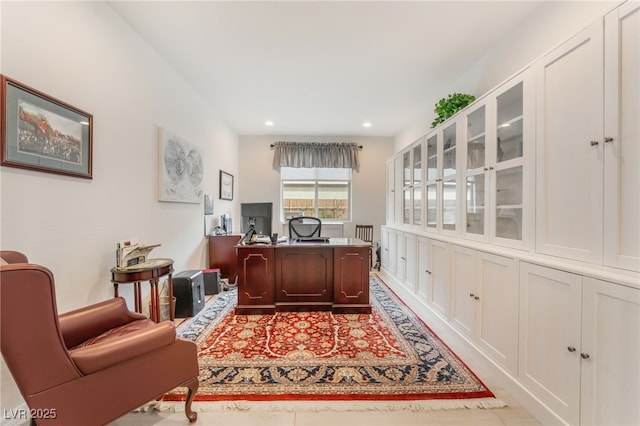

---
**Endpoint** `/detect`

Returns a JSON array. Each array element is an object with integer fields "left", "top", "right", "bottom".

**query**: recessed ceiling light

[
  {"left": 363, "top": 122, "right": 372, "bottom": 128},
  {"left": 265, "top": 120, "right": 274, "bottom": 127}
]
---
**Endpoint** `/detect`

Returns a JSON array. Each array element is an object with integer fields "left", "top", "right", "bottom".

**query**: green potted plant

[{"left": 431, "top": 93, "right": 475, "bottom": 128}]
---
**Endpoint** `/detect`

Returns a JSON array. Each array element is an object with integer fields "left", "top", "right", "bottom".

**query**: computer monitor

[{"left": 240, "top": 202, "right": 273, "bottom": 236}]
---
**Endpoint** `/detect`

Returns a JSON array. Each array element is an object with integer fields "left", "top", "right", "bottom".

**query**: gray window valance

[{"left": 271, "top": 142, "right": 361, "bottom": 171}]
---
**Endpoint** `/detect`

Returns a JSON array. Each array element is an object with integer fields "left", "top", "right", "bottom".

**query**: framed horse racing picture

[{"left": 1, "top": 75, "right": 93, "bottom": 179}]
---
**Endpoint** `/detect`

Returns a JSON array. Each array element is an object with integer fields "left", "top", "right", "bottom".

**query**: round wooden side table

[{"left": 111, "top": 258, "right": 174, "bottom": 322}]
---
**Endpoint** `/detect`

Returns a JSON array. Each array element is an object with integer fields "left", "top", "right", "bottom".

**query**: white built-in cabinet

[
  {"left": 415, "top": 236, "right": 431, "bottom": 301},
  {"left": 603, "top": 3, "right": 640, "bottom": 272},
  {"left": 463, "top": 71, "right": 532, "bottom": 249},
  {"left": 424, "top": 121, "right": 461, "bottom": 235},
  {"left": 394, "top": 231, "right": 416, "bottom": 292},
  {"left": 390, "top": 73, "right": 531, "bottom": 247},
  {"left": 536, "top": 3, "right": 639, "bottom": 271},
  {"left": 519, "top": 263, "right": 640, "bottom": 426},
  {"left": 382, "top": 227, "right": 395, "bottom": 275},
  {"left": 451, "top": 246, "right": 518, "bottom": 373},
  {"left": 382, "top": 4, "right": 639, "bottom": 424},
  {"left": 393, "top": 156, "right": 403, "bottom": 227},
  {"left": 388, "top": 146, "right": 422, "bottom": 228},
  {"left": 425, "top": 133, "right": 438, "bottom": 231},
  {"left": 425, "top": 239, "right": 450, "bottom": 319},
  {"left": 386, "top": 160, "right": 396, "bottom": 225}
]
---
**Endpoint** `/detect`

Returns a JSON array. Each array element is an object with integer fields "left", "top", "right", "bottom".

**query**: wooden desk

[
  {"left": 111, "top": 258, "right": 174, "bottom": 322},
  {"left": 208, "top": 235, "right": 241, "bottom": 283},
  {"left": 236, "top": 238, "right": 371, "bottom": 314}
]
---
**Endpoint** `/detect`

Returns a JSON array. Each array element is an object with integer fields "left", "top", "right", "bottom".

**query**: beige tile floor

[{"left": 110, "top": 286, "right": 542, "bottom": 426}]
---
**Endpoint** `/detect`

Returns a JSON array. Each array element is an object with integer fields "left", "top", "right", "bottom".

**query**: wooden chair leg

[{"left": 184, "top": 377, "right": 199, "bottom": 423}]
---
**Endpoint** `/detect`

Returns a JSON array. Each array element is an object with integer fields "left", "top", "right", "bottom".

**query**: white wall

[
  {"left": 394, "top": 0, "right": 621, "bottom": 151},
  {"left": 239, "top": 135, "right": 394, "bottom": 245},
  {"left": 0, "top": 1, "right": 238, "bottom": 410}
]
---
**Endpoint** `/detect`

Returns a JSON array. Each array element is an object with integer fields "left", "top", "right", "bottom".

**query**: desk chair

[
  {"left": 289, "top": 216, "right": 322, "bottom": 239},
  {"left": 355, "top": 225, "right": 374, "bottom": 269}
]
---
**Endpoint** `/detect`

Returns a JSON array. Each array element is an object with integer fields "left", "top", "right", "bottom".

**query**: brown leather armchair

[{"left": 0, "top": 251, "right": 199, "bottom": 425}]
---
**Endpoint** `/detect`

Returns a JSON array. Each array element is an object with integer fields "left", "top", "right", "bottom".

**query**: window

[{"left": 281, "top": 167, "right": 351, "bottom": 221}]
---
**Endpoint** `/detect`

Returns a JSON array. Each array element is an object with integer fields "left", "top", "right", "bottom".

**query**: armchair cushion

[
  {"left": 59, "top": 297, "right": 147, "bottom": 348},
  {"left": 69, "top": 320, "right": 176, "bottom": 374}
]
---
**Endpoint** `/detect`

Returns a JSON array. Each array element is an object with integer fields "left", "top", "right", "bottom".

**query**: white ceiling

[{"left": 109, "top": 1, "right": 544, "bottom": 137}]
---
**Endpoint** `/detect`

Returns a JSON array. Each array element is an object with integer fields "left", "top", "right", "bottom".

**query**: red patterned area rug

[{"left": 156, "top": 274, "right": 504, "bottom": 411}]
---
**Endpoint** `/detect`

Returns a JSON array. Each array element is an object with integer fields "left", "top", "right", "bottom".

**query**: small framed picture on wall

[
  {"left": 219, "top": 170, "right": 233, "bottom": 200},
  {"left": 204, "top": 194, "right": 214, "bottom": 215}
]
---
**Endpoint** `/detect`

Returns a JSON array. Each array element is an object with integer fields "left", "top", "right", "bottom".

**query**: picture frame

[
  {"left": 158, "top": 126, "right": 203, "bottom": 204},
  {"left": 204, "top": 194, "right": 214, "bottom": 215},
  {"left": 1, "top": 75, "right": 93, "bottom": 179},
  {"left": 219, "top": 170, "right": 233, "bottom": 200}
]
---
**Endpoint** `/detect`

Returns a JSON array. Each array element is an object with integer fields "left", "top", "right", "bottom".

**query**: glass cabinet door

[
  {"left": 441, "top": 122, "right": 457, "bottom": 232},
  {"left": 403, "top": 150, "right": 411, "bottom": 187},
  {"left": 412, "top": 143, "right": 423, "bottom": 225},
  {"left": 496, "top": 82, "right": 523, "bottom": 163},
  {"left": 466, "top": 174, "right": 485, "bottom": 235},
  {"left": 442, "top": 181, "right": 457, "bottom": 231},
  {"left": 413, "top": 187, "right": 422, "bottom": 226},
  {"left": 426, "top": 135, "right": 438, "bottom": 181},
  {"left": 403, "top": 189, "right": 411, "bottom": 224},
  {"left": 426, "top": 183, "right": 437, "bottom": 229},
  {"left": 467, "top": 106, "right": 486, "bottom": 171},
  {"left": 413, "top": 144, "right": 422, "bottom": 186},
  {"left": 425, "top": 133, "right": 439, "bottom": 231},
  {"left": 402, "top": 150, "right": 411, "bottom": 224},
  {"left": 442, "top": 123, "right": 457, "bottom": 178},
  {"left": 494, "top": 81, "right": 524, "bottom": 241},
  {"left": 495, "top": 166, "right": 523, "bottom": 240},
  {"left": 465, "top": 105, "right": 487, "bottom": 237}
]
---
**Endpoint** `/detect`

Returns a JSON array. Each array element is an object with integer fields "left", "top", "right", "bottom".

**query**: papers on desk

[{"left": 116, "top": 238, "right": 160, "bottom": 268}]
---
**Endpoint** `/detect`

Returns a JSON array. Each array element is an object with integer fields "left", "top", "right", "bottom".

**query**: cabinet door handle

[
  {"left": 604, "top": 136, "right": 614, "bottom": 143},
  {"left": 580, "top": 353, "right": 590, "bottom": 360},
  {"left": 425, "top": 270, "right": 432, "bottom": 274},
  {"left": 469, "top": 293, "right": 475, "bottom": 297},
  {"left": 401, "top": 256, "right": 406, "bottom": 260},
  {"left": 567, "top": 346, "right": 576, "bottom": 352},
  {"left": 474, "top": 296, "right": 480, "bottom": 300},
  {"left": 590, "top": 140, "right": 599, "bottom": 146}
]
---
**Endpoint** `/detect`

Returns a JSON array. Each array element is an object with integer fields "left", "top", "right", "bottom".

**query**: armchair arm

[
  {"left": 59, "top": 297, "right": 147, "bottom": 349},
  {"left": 69, "top": 321, "right": 177, "bottom": 374},
  {"left": 0, "top": 251, "right": 28, "bottom": 264}
]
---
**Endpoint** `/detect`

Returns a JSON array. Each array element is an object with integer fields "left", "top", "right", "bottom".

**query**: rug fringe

[{"left": 138, "top": 398, "right": 507, "bottom": 413}]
